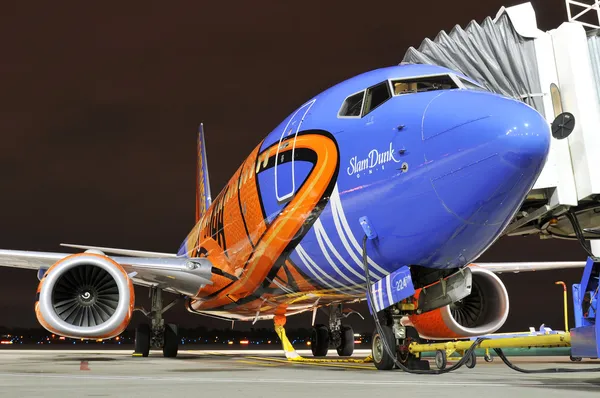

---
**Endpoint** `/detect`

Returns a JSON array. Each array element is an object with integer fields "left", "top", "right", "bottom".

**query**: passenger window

[
  {"left": 339, "top": 91, "right": 365, "bottom": 117},
  {"left": 363, "top": 82, "right": 391, "bottom": 116},
  {"left": 392, "top": 75, "right": 458, "bottom": 95}
]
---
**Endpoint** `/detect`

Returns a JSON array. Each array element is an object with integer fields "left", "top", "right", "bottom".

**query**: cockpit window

[
  {"left": 339, "top": 91, "right": 365, "bottom": 117},
  {"left": 392, "top": 74, "right": 458, "bottom": 95},
  {"left": 363, "top": 82, "right": 392, "bottom": 116}
]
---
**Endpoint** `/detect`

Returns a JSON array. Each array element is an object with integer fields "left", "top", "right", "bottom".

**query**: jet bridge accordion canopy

[{"left": 401, "top": 7, "right": 544, "bottom": 115}]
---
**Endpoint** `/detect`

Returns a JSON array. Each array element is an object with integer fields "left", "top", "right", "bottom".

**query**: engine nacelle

[
  {"left": 35, "top": 253, "right": 134, "bottom": 339},
  {"left": 407, "top": 267, "right": 509, "bottom": 340}
]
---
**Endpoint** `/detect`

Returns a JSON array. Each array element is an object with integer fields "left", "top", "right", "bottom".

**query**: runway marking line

[
  {"left": 244, "top": 356, "right": 376, "bottom": 370},
  {"left": 236, "top": 359, "right": 278, "bottom": 367},
  {"left": 0, "top": 372, "right": 596, "bottom": 388}
]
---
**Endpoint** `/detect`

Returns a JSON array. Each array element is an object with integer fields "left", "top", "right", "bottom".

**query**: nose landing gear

[{"left": 370, "top": 310, "right": 430, "bottom": 371}]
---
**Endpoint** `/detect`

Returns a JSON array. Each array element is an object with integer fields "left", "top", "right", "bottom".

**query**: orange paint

[
  {"left": 185, "top": 133, "right": 339, "bottom": 316},
  {"left": 408, "top": 309, "right": 461, "bottom": 339}
]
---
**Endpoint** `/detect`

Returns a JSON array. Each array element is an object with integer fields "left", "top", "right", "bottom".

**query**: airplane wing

[
  {"left": 0, "top": 249, "right": 214, "bottom": 297},
  {"left": 474, "top": 261, "right": 586, "bottom": 273}
]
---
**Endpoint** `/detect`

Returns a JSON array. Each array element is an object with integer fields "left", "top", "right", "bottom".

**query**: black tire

[
  {"left": 337, "top": 325, "right": 354, "bottom": 357},
  {"left": 570, "top": 355, "right": 582, "bottom": 362},
  {"left": 134, "top": 323, "right": 150, "bottom": 357},
  {"left": 310, "top": 324, "right": 329, "bottom": 357},
  {"left": 372, "top": 325, "right": 396, "bottom": 370},
  {"left": 465, "top": 351, "right": 477, "bottom": 369},
  {"left": 397, "top": 326, "right": 421, "bottom": 366},
  {"left": 163, "top": 324, "right": 178, "bottom": 358},
  {"left": 435, "top": 350, "right": 447, "bottom": 370},
  {"left": 484, "top": 352, "right": 493, "bottom": 362}
]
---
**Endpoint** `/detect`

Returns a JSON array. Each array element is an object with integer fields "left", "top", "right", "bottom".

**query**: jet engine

[
  {"left": 407, "top": 267, "right": 509, "bottom": 339},
  {"left": 35, "top": 253, "right": 134, "bottom": 339}
]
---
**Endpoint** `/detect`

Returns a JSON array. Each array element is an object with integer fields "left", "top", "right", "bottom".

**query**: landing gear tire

[
  {"left": 135, "top": 323, "right": 151, "bottom": 357},
  {"left": 337, "top": 325, "right": 354, "bottom": 357},
  {"left": 465, "top": 351, "right": 477, "bottom": 369},
  {"left": 397, "top": 326, "right": 429, "bottom": 370},
  {"left": 484, "top": 352, "right": 493, "bottom": 363},
  {"left": 570, "top": 355, "right": 583, "bottom": 362},
  {"left": 163, "top": 324, "right": 178, "bottom": 358},
  {"left": 372, "top": 325, "right": 396, "bottom": 370},
  {"left": 310, "top": 324, "right": 329, "bottom": 357},
  {"left": 435, "top": 350, "right": 447, "bottom": 370}
]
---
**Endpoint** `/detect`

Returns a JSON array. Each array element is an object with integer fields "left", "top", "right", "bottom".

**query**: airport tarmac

[{"left": 0, "top": 349, "right": 598, "bottom": 397}]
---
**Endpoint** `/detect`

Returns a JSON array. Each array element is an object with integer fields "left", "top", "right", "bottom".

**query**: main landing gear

[
  {"left": 310, "top": 304, "right": 358, "bottom": 357},
  {"left": 134, "top": 286, "right": 180, "bottom": 358},
  {"left": 371, "top": 311, "right": 430, "bottom": 371}
]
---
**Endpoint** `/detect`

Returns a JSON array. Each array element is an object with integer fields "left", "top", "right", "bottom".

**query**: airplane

[{"left": 0, "top": 63, "right": 587, "bottom": 371}]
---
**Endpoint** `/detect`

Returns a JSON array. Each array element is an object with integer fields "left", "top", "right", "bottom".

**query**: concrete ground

[{"left": 0, "top": 349, "right": 598, "bottom": 397}]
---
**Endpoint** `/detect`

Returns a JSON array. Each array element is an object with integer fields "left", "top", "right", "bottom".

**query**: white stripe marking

[
  {"left": 386, "top": 274, "right": 394, "bottom": 307},
  {"left": 294, "top": 246, "right": 339, "bottom": 292},
  {"left": 330, "top": 185, "right": 389, "bottom": 276},
  {"left": 314, "top": 219, "right": 367, "bottom": 282},
  {"left": 296, "top": 245, "right": 360, "bottom": 293},
  {"left": 0, "top": 372, "right": 586, "bottom": 387},
  {"left": 329, "top": 189, "right": 383, "bottom": 280},
  {"left": 377, "top": 280, "right": 385, "bottom": 311}
]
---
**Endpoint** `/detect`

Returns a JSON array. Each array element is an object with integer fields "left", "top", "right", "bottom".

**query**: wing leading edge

[
  {"left": 0, "top": 249, "right": 213, "bottom": 297},
  {"left": 474, "top": 261, "right": 586, "bottom": 273}
]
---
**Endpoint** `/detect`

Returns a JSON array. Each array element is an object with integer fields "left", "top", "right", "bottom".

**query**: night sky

[{"left": 0, "top": 0, "right": 588, "bottom": 334}]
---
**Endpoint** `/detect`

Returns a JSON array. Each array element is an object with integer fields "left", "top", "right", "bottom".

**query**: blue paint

[
  {"left": 187, "top": 64, "right": 551, "bottom": 293},
  {"left": 570, "top": 257, "right": 600, "bottom": 358},
  {"left": 367, "top": 265, "right": 414, "bottom": 314},
  {"left": 266, "top": 64, "right": 550, "bottom": 290},
  {"left": 359, "top": 216, "right": 377, "bottom": 240}
]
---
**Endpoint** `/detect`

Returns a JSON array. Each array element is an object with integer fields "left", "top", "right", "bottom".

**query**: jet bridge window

[
  {"left": 363, "top": 82, "right": 392, "bottom": 116},
  {"left": 339, "top": 91, "right": 365, "bottom": 117},
  {"left": 392, "top": 75, "right": 458, "bottom": 95}
]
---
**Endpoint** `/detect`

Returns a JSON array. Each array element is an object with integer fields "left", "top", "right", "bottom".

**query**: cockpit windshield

[{"left": 392, "top": 74, "right": 458, "bottom": 95}]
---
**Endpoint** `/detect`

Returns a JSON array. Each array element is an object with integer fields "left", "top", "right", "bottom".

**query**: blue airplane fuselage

[{"left": 253, "top": 64, "right": 550, "bottom": 292}]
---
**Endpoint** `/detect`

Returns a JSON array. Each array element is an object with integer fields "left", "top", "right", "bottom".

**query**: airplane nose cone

[
  {"left": 423, "top": 90, "right": 550, "bottom": 166},
  {"left": 422, "top": 90, "right": 550, "bottom": 227}
]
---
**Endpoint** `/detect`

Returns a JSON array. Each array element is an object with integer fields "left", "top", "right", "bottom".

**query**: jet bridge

[{"left": 401, "top": 1, "right": 600, "bottom": 251}]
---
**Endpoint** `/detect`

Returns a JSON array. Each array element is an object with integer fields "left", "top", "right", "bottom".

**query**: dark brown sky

[{"left": 0, "top": 0, "right": 588, "bottom": 332}]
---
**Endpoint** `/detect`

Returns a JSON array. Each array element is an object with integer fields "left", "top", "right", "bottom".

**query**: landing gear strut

[
  {"left": 371, "top": 310, "right": 430, "bottom": 371},
  {"left": 309, "top": 303, "right": 357, "bottom": 357},
  {"left": 134, "top": 286, "right": 180, "bottom": 358}
]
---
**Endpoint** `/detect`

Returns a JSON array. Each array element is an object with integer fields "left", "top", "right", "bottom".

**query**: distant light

[
  {"left": 267, "top": 341, "right": 271, "bottom": 344},
  {"left": 228, "top": 341, "right": 234, "bottom": 345},
  {"left": 240, "top": 340, "right": 249, "bottom": 345},
  {"left": 59, "top": 337, "right": 65, "bottom": 340},
  {"left": 353, "top": 333, "right": 361, "bottom": 337},
  {"left": 115, "top": 337, "right": 120, "bottom": 341},
  {"left": 354, "top": 340, "right": 361, "bottom": 344},
  {"left": 0, "top": 341, "right": 12, "bottom": 345},
  {"left": 306, "top": 341, "right": 311, "bottom": 346}
]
